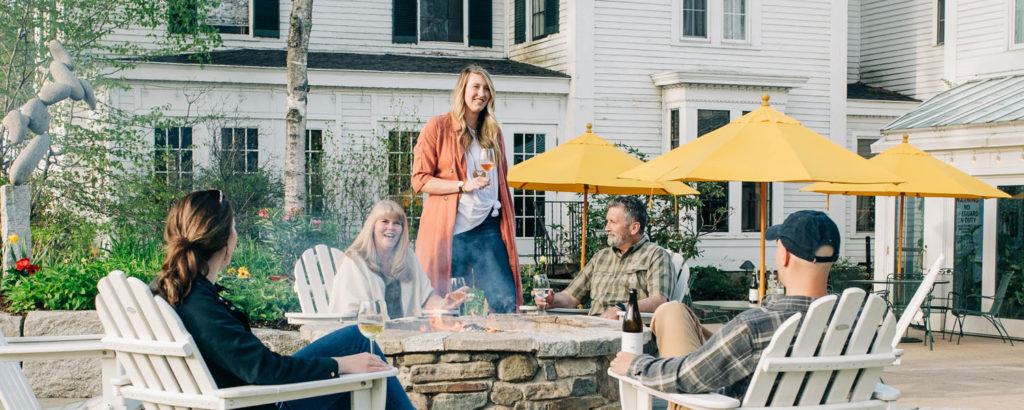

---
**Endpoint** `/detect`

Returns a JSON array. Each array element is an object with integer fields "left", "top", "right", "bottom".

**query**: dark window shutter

[
  {"left": 393, "top": 0, "right": 418, "bottom": 43},
  {"left": 514, "top": 0, "right": 525, "bottom": 44},
  {"left": 252, "top": 0, "right": 279, "bottom": 38},
  {"left": 468, "top": 0, "right": 492, "bottom": 47},
  {"left": 544, "top": 0, "right": 558, "bottom": 35}
]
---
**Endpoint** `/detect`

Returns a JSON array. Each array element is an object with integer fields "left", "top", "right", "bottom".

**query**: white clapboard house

[{"left": 106, "top": 1, "right": 1023, "bottom": 338}]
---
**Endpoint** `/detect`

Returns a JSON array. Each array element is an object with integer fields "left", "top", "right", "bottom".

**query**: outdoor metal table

[
  {"left": 846, "top": 278, "right": 950, "bottom": 343},
  {"left": 692, "top": 300, "right": 758, "bottom": 322}
]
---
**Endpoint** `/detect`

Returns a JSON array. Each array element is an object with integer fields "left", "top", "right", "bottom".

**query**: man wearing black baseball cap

[{"left": 611, "top": 210, "right": 840, "bottom": 401}]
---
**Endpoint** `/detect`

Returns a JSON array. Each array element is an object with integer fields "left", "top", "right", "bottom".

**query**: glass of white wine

[
  {"left": 357, "top": 300, "right": 385, "bottom": 355},
  {"left": 473, "top": 148, "right": 495, "bottom": 178},
  {"left": 532, "top": 274, "right": 552, "bottom": 314},
  {"left": 448, "top": 277, "right": 468, "bottom": 314}
]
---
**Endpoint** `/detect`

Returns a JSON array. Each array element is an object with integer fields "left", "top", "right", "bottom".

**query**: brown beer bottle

[{"left": 621, "top": 289, "right": 643, "bottom": 354}]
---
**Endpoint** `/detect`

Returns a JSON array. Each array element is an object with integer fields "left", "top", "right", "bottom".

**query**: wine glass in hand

[
  {"left": 357, "top": 300, "right": 385, "bottom": 355},
  {"left": 532, "top": 274, "right": 553, "bottom": 313},
  {"left": 473, "top": 148, "right": 496, "bottom": 178},
  {"left": 446, "top": 277, "right": 469, "bottom": 312}
]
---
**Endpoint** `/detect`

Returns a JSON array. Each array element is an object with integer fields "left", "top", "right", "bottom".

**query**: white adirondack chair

[
  {"left": 95, "top": 271, "right": 396, "bottom": 409},
  {"left": 611, "top": 288, "right": 902, "bottom": 410},
  {"left": 286, "top": 244, "right": 355, "bottom": 324},
  {"left": 890, "top": 254, "right": 945, "bottom": 357},
  {"left": 669, "top": 252, "right": 691, "bottom": 302},
  {"left": 0, "top": 329, "right": 129, "bottom": 410}
]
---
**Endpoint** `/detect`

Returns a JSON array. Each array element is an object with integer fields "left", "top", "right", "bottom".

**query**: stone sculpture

[{"left": 4, "top": 40, "right": 94, "bottom": 185}]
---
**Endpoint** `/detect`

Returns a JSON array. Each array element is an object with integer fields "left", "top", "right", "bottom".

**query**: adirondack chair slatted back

[
  {"left": 293, "top": 245, "right": 343, "bottom": 314},
  {"left": 891, "top": 255, "right": 945, "bottom": 349},
  {"left": 96, "top": 270, "right": 219, "bottom": 408},
  {"left": 0, "top": 329, "right": 43, "bottom": 410},
  {"left": 742, "top": 288, "right": 897, "bottom": 408}
]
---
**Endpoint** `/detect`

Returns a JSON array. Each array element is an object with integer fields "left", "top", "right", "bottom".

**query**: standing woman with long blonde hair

[{"left": 411, "top": 65, "right": 521, "bottom": 313}]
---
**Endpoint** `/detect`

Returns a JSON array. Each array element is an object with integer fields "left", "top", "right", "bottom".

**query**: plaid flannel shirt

[
  {"left": 564, "top": 235, "right": 672, "bottom": 315},
  {"left": 627, "top": 295, "right": 813, "bottom": 398}
]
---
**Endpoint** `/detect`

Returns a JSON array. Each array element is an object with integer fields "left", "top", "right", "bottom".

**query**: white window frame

[
  {"left": 721, "top": 0, "right": 748, "bottom": 42},
  {"left": 502, "top": 123, "right": 557, "bottom": 261},
  {"left": 1011, "top": 0, "right": 1024, "bottom": 49},
  {"left": 672, "top": 0, "right": 760, "bottom": 47}
]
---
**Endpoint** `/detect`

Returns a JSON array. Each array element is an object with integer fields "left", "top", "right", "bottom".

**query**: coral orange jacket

[{"left": 411, "top": 114, "right": 522, "bottom": 307}]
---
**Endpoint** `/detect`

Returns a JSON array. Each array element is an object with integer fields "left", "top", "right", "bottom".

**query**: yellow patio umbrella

[
  {"left": 620, "top": 95, "right": 903, "bottom": 299},
  {"left": 507, "top": 123, "right": 699, "bottom": 268},
  {"left": 802, "top": 134, "right": 1010, "bottom": 276}
]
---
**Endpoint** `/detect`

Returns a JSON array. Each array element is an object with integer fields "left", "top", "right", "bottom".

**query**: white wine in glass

[
  {"left": 473, "top": 148, "right": 495, "bottom": 178},
  {"left": 531, "top": 274, "right": 552, "bottom": 313},
  {"left": 357, "top": 300, "right": 385, "bottom": 354}
]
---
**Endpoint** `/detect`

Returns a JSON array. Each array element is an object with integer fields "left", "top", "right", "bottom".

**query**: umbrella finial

[
  {"left": 902, "top": 134, "right": 909, "bottom": 143},
  {"left": 761, "top": 94, "right": 770, "bottom": 106},
  {"left": 586, "top": 123, "right": 593, "bottom": 133}
]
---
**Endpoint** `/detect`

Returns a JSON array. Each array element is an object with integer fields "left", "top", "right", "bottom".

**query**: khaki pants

[{"left": 649, "top": 301, "right": 715, "bottom": 410}]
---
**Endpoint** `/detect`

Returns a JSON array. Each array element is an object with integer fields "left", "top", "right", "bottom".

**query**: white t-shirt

[{"left": 453, "top": 130, "right": 501, "bottom": 235}]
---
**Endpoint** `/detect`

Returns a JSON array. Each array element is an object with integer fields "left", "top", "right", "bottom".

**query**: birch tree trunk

[{"left": 284, "top": 0, "right": 313, "bottom": 212}]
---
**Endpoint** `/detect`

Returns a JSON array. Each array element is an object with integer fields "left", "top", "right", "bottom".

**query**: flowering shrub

[
  {"left": 216, "top": 238, "right": 299, "bottom": 324},
  {"left": 254, "top": 207, "right": 342, "bottom": 274}
]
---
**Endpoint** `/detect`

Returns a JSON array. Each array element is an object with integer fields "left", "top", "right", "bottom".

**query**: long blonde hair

[
  {"left": 345, "top": 199, "right": 413, "bottom": 281},
  {"left": 449, "top": 64, "right": 502, "bottom": 156}
]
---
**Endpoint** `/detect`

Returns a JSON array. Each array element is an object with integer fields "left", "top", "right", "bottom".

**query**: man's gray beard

[{"left": 606, "top": 234, "right": 622, "bottom": 248}]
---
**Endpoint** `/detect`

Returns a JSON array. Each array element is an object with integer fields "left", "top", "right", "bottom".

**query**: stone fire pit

[{"left": 305, "top": 314, "right": 640, "bottom": 409}]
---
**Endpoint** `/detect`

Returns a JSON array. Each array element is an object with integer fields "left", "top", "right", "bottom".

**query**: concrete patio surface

[{"left": 884, "top": 328, "right": 1023, "bottom": 410}]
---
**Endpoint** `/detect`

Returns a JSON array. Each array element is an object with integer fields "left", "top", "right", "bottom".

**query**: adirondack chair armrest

[
  {"left": 607, "top": 369, "right": 741, "bottom": 409},
  {"left": 759, "top": 352, "right": 899, "bottom": 372},
  {"left": 871, "top": 382, "right": 901, "bottom": 401},
  {"left": 0, "top": 334, "right": 112, "bottom": 361},
  {"left": 213, "top": 369, "right": 398, "bottom": 399},
  {"left": 285, "top": 312, "right": 356, "bottom": 324}
]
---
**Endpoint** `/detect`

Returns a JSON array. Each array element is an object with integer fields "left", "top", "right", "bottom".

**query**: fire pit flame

[{"left": 418, "top": 315, "right": 501, "bottom": 333}]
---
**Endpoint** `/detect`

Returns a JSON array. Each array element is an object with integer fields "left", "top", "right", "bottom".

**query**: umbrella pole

[
  {"left": 759, "top": 182, "right": 767, "bottom": 301},
  {"left": 581, "top": 187, "right": 589, "bottom": 269},
  {"left": 897, "top": 193, "right": 905, "bottom": 277}
]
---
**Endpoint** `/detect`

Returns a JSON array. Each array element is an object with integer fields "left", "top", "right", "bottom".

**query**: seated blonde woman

[{"left": 328, "top": 200, "right": 465, "bottom": 319}]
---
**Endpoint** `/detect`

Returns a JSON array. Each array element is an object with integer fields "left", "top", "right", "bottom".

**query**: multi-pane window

[
  {"left": 741, "top": 182, "right": 772, "bottom": 232},
  {"left": 387, "top": 130, "right": 421, "bottom": 230},
  {"left": 154, "top": 127, "right": 193, "bottom": 187},
  {"left": 305, "top": 129, "right": 325, "bottom": 215},
  {"left": 530, "top": 0, "right": 558, "bottom": 40},
  {"left": 169, "top": 0, "right": 279, "bottom": 37},
  {"left": 669, "top": 109, "right": 680, "bottom": 149},
  {"left": 420, "top": 0, "right": 463, "bottom": 42},
  {"left": 856, "top": 138, "right": 879, "bottom": 232},
  {"left": 682, "top": 0, "right": 707, "bottom": 38},
  {"left": 996, "top": 185, "right": 1024, "bottom": 319},
  {"left": 221, "top": 127, "right": 259, "bottom": 174},
  {"left": 697, "top": 109, "right": 730, "bottom": 232},
  {"left": 723, "top": 0, "right": 746, "bottom": 40},
  {"left": 936, "top": 0, "right": 945, "bottom": 45},
  {"left": 394, "top": 0, "right": 491, "bottom": 46},
  {"left": 1016, "top": 0, "right": 1024, "bottom": 44},
  {"left": 513, "top": 133, "right": 546, "bottom": 238}
]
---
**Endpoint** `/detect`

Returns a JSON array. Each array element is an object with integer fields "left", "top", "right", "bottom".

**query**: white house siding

[
  {"left": 849, "top": 0, "right": 862, "bottom": 82},
  {"left": 508, "top": 0, "right": 569, "bottom": 73},
  {"left": 113, "top": 63, "right": 568, "bottom": 221},
  {"left": 860, "top": 0, "right": 945, "bottom": 100},
  {"left": 103, "top": 1, "right": 507, "bottom": 59},
  {"left": 583, "top": 1, "right": 839, "bottom": 270},
  {"left": 954, "top": 0, "right": 1024, "bottom": 80}
]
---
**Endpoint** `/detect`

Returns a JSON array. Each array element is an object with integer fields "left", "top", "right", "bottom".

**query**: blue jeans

[
  {"left": 451, "top": 215, "right": 517, "bottom": 313},
  {"left": 279, "top": 325, "right": 414, "bottom": 410}
]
